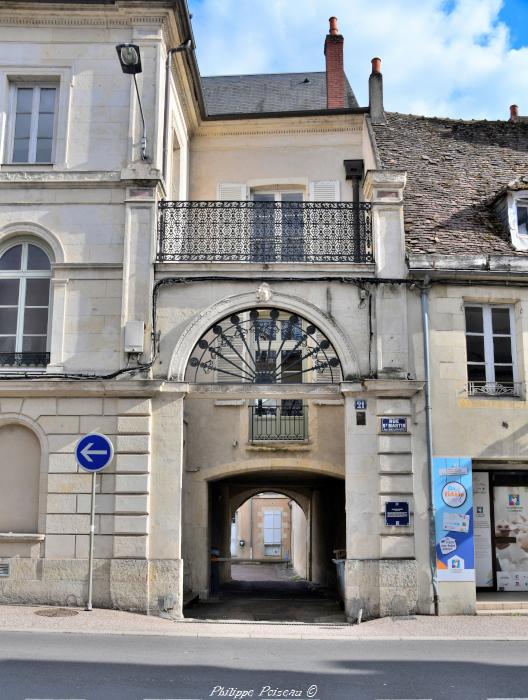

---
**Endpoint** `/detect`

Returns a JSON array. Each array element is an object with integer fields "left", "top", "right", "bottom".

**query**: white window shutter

[
  {"left": 217, "top": 183, "right": 248, "bottom": 201},
  {"left": 309, "top": 180, "right": 340, "bottom": 201}
]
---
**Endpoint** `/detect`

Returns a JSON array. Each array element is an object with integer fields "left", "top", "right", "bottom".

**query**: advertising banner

[
  {"left": 433, "top": 457, "right": 475, "bottom": 582},
  {"left": 494, "top": 484, "right": 528, "bottom": 591},
  {"left": 473, "top": 472, "right": 493, "bottom": 588}
]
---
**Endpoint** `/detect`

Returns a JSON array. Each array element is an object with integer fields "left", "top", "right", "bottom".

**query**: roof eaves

[{"left": 202, "top": 107, "right": 369, "bottom": 121}]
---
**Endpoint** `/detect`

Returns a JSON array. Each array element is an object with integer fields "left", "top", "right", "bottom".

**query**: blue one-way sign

[{"left": 76, "top": 433, "right": 114, "bottom": 472}]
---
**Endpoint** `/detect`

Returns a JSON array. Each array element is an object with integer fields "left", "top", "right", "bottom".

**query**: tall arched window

[{"left": 0, "top": 241, "right": 51, "bottom": 367}]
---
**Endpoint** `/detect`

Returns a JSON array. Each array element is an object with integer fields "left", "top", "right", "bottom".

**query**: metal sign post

[
  {"left": 75, "top": 433, "right": 114, "bottom": 612},
  {"left": 86, "top": 471, "right": 97, "bottom": 611}
]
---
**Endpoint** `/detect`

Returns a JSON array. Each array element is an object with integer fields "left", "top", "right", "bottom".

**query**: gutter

[
  {"left": 420, "top": 281, "right": 439, "bottom": 616},
  {"left": 201, "top": 107, "right": 369, "bottom": 122}
]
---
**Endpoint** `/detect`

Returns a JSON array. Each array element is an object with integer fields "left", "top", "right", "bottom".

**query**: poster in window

[
  {"left": 494, "top": 485, "right": 528, "bottom": 591},
  {"left": 473, "top": 472, "right": 493, "bottom": 588}
]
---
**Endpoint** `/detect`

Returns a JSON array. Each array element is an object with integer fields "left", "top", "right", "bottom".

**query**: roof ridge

[
  {"left": 386, "top": 111, "right": 527, "bottom": 126},
  {"left": 202, "top": 71, "right": 326, "bottom": 79}
]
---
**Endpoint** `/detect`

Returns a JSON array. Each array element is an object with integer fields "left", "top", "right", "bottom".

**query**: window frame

[
  {"left": 517, "top": 202, "right": 528, "bottom": 237},
  {"left": 263, "top": 510, "right": 282, "bottom": 546},
  {"left": 250, "top": 189, "right": 305, "bottom": 263},
  {"left": 0, "top": 240, "right": 52, "bottom": 361},
  {"left": 507, "top": 191, "right": 528, "bottom": 252},
  {"left": 464, "top": 303, "right": 518, "bottom": 394},
  {"left": 7, "top": 81, "right": 59, "bottom": 165}
]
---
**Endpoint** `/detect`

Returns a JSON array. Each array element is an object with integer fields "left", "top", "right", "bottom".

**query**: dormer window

[{"left": 498, "top": 191, "right": 528, "bottom": 251}]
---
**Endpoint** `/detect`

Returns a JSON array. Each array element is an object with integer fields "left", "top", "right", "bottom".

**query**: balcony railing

[
  {"left": 467, "top": 381, "right": 521, "bottom": 397},
  {"left": 0, "top": 352, "right": 50, "bottom": 368},
  {"left": 158, "top": 200, "right": 373, "bottom": 263},
  {"left": 249, "top": 402, "right": 308, "bottom": 442}
]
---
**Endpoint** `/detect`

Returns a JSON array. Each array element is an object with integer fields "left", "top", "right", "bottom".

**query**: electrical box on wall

[{"left": 124, "top": 320, "right": 145, "bottom": 353}]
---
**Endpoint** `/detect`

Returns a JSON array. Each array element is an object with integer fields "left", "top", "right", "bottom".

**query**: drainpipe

[
  {"left": 162, "top": 41, "right": 192, "bottom": 188},
  {"left": 343, "top": 159, "right": 365, "bottom": 261},
  {"left": 421, "top": 281, "right": 439, "bottom": 616},
  {"left": 249, "top": 497, "right": 253, "bottom": 560}
]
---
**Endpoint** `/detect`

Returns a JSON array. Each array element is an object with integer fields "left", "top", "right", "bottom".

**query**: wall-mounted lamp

[{"left": 116, "top": 43, "right": 148, "bottom": 160}]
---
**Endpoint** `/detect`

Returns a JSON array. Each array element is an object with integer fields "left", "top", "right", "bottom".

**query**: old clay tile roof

[{"left": 372, "top": 112, "right": 528, "bottom": 256}]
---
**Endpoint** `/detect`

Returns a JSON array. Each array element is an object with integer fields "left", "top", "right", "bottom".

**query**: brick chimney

[
  {"left": 369, "top": 57, "right": 386, "bottom": 125},
  {"left": 325, "top": 16, "right": 345, "bottom": 109},
  {"left": 510, "top": 104, "right": 519, "bottom": 122}
]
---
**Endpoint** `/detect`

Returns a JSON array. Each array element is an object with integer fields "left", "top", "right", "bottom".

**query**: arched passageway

[
  {"left": 179, "top": 302, "right": 349, "bottom": 621},
  {"left": 184, "top": 470, "right": 346, "bottom": 623}
]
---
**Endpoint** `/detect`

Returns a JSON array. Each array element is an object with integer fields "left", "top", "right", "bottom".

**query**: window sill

[
  {"left": 466, "top": 394, "right": 523, "bottom": 402},
  {"left": 246, "top": 442, "right": 312, "bottom": 452},
  {"left": 2, "top": 163, "right": 54, "bottom": 169},
  {"left": 0, "top": 368, "right": 48, "bottom": 375},
  {"left": 0, "top": 533, "right": 45, "bottom": 543}
]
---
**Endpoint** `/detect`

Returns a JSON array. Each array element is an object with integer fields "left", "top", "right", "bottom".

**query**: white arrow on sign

[{"left": 80, "top": 442, "right": 109, "bottom": 463}]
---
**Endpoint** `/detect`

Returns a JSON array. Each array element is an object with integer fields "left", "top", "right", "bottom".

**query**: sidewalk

[{"left": 1, "top": 604, "right": 528, "bottom": 640}]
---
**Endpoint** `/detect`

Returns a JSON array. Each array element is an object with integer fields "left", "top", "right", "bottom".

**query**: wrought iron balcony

[
  {"left": 467, "top": 381, "right": 521, "bottom": 397},
  {"left": 250, "top": 402, "right": 308, "bottom": 442},
  {"left": 0, "top": 352, "right": 50, "bottom": 368},
  {"left": 158, "top": 200, "right": 373, "bottom": 263}
]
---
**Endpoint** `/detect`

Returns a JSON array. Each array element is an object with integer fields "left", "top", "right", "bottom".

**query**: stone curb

[{"left": 1, "top": 626, "right": 528, "bottom": 642}]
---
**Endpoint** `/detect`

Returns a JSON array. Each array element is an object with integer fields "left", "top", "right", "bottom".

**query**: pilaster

[
  {"left": 364, "top": 170, "right": 409, "bottom": 377},
  {"left": 47, "top": 278, "right": 68, "bottom": 372},
  {"left": 342, "top": 380, "right": 420, "bottom": 620}
]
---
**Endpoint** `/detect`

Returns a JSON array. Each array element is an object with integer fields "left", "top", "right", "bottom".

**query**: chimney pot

[
  {"left": 329, "top": 16, "right": 339, "bottom": 35},
  {"left": 510, "top": 104, "right": 519, "bottom": 122},
  {"left": 371, "top": 57, "right": 381, "bottom": 75}
]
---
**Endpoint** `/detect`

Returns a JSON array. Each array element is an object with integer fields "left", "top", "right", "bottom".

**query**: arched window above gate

[{"left": 186, "top": 307, "right": 342, "bottom": 384}]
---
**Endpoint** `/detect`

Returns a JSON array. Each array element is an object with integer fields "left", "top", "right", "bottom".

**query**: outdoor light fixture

[
  {"left": 116, "top": 43, "right": 142, "bottom": 74},
  {"left": 115, "top": 43, "right": 148, "bottom": 160}
]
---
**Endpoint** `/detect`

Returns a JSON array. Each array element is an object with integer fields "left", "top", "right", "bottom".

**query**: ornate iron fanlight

[{"left": 187, "top": 308, "right": 341, "bottom": 383}]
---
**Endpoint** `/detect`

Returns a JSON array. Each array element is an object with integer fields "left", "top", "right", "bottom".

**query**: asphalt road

[{"left": 0, "top": 631, "right": 528, "bottom": 700}]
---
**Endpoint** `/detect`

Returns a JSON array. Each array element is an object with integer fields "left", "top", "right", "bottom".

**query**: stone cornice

[
  {"left": 0, "top": 170, "right": 163, "bottom": 189},
  {"left": 362, "top": 379, "right": 424, "bottom": 397},
  {"left": 408, "top": 253, "right": 528, "bottom": 278},
  {"left": 0, "top": 13, "right": 169, "bottom": 28},
  {"left": 155, "top": 262, "right": 376, "bottom": 280},
  {"left": 187, "top": 383, "right": 342, "bottom": 400},
  {"left": 194, "top": 123, "right": 363, "bottom": 139},
  {"left": 0, "top": 379, "right": 174, "bottom": 397}
]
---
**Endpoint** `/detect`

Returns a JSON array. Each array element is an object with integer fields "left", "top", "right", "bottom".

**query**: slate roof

[
  {"left": 372, "top": 112, "right": 528, "bottom": 257},
  {"left": 201, "top": 72, "right": 359, "bottom": 116}
]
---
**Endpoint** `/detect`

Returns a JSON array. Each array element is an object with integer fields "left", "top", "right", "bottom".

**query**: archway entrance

[
  {"left": 184, "top": 470, "right": 346, "bottom": 623},
  {"left": 180, "top": 303, "right": 348, "bottom": 621}
]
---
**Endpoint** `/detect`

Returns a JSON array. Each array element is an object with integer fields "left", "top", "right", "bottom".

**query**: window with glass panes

[
  {"left": 517, "top": 202, "right": 528, "bottom": 236},
  {"left": 11, "top": 85, "right": 57, "bottom": 163},
  {"left": 250, "top": 191, "right": 304, "bottom": 262},
  {"left": 263, "top": 511, "right": 282, "bottom": 545},
  {"left": 0, "top": 243, "right": 51, "bottom": 358},
  {"left": 465, "top": 305, "right": 516, "bottom": 387}
]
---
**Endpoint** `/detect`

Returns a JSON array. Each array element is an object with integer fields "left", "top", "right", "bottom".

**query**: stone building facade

[
  {"left": 1, "top": 0, "right": 527, "bottom": 620},
  {"left": 373, "top": 112, "right": 528, "bottom": 613}
]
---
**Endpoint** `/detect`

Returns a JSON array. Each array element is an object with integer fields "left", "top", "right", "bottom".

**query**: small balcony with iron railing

[
  {"left": 157, "top": 200, "right": 373, "bottom": 264},
  {"left": 467, "top": 381, "right": 522, "bottom": 398},
  {"left": 249, "top": 401, "right": 308, "bottom": 442},
  {"left": 0, "top": 352, "right": 50, "bottom": 369}
]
